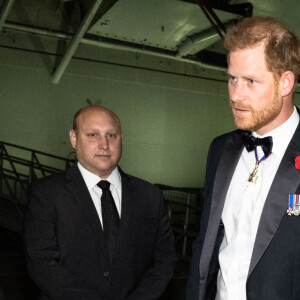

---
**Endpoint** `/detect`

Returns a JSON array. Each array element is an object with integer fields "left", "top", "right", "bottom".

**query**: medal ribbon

[
  {"left": 248, "top": 148, "right": 272, "bottom": 183},
  {"left": 254, "top": 147, "right": 272, "bottom": 164}
]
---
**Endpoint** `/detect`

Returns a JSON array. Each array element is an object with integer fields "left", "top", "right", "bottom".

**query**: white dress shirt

[
  {"left": 216, "top": 107, "right": 299, "bottom": 300},
  {"left": 77, "top": 162, "right": 122, "bottom": 227}
]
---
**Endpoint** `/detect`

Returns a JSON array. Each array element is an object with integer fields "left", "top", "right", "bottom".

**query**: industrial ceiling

[{"left": 0, "top": 0, "right": 299, "bottom": 86}]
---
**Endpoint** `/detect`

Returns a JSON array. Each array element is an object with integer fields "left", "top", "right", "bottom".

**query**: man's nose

[
  {"left": 98, "top": 136, "right": 109, "bottom": 150},
  {"left": 230, "top": 82, "right": 246, "bottom": 103}
]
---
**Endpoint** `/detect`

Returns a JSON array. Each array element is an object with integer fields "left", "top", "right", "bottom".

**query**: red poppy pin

[{"left": 295, "top": 156, "right": 300, "bottom": 169}]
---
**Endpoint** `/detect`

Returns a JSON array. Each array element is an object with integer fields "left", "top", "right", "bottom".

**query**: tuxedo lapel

[
  {"left": 65, "top": 165, "right": 109, "bottom": 261},
  {"left": 200, "top": 132, "right": 243, "bottom": 276},
  {"left": 249, "top": 123, "right": 300, "bottom": 276}
]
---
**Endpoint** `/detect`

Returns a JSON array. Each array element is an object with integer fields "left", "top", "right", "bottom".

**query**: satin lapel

[
  {"left": 249, "top": 125, "right": 300, "bottom": 276},
  {"left": 113, "top": 171, "right": 136, "bottom": 261},
  {"left": 65, "top": 165, "right": 109, "bottom": 260},
  {"left": 200, "top": 132, "right": 243, "bottom": 274}
]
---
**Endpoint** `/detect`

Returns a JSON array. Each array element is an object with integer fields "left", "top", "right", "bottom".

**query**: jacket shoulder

[
  {"left": 28, "top": 167, "right": 73, "bottom": 195},
  {"left": 208, "top": 130, "right": 240, "bottom": 154},
  {"left": 121, "top": 171, "right": 159, "bottom": 192},
  {"left": 211, "top": 129, "right": 240, "bottom": 146},
  {"left": 30, "top": 170, "right": 66, "bottom": 185}
]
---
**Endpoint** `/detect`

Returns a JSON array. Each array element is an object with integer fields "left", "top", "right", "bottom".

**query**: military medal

[
  {"left": 287, "top": 194, "right": 300, "bottom": 216},
  {"left": 247, "top": 148, "right": 271, "bottom": 183},
  {"left": 248, "top": 162, "right": 259, "bottom": 183},
  {"left": 294, "top": 195, "right": 300, "bottom": 216}
]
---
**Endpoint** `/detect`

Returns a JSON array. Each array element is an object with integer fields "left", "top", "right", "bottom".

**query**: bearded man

[{"left": 186, "top": 16, "right": 300, "bottom": 300}]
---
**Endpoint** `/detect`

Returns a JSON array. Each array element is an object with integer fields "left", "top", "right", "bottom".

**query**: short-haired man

[
  {"left": 186, "top": 16, "right": 300, "bottom": 300},
  {"left": 23, "top": 105, "right": 176, "bottom": 300}
]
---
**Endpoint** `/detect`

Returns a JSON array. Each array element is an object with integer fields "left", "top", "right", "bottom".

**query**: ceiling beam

[
  {"left": 79, "top": 0, "right": 120, "bottom": 29},
  {"left": 0, "top": 0, "right": 15, "bottom": 31},
  {"left": 52, "top": 0, "right": 104, "bottom": 84},
  {"left": 4, "top": 21, "right": 226, "bottom": 72},
  {"left": 3, "top": 21, "right": 300, "bottom": 90},
  {"left": 180, "top": 0, "right": 253, "bottom": 17},
  {"left": 196, "top": 0, "right": 227, "bottom": 39}
]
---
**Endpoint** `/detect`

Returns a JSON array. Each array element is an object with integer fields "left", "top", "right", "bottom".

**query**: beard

[{"left": 230, "top": 90, "right": 282, "bottom": 132}]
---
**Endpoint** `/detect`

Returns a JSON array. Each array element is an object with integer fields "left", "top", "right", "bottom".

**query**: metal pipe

[
  {"left": 2, "top": 24, "right": 300, "bottom": 89},
  {"left": 5, "top": 21, "right": 300, "bottom": 93},
  {"left": 4, "top": 22, "right": 226, "bottom": 73},
  {"left": 0, "top": 0, "right": 15, "bottom": 31},
  {"left": 52, "top": 0, "right": 104, "bottom": 84}
]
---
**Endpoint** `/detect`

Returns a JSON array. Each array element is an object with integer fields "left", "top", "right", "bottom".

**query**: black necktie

[
  {"left": 97, "top": 180, "right": 120, "bottom": 262},
  {"left": 240, "top": 130, "right": 273, "bottom": 157}
]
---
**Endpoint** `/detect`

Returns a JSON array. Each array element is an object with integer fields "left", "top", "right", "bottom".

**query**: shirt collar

[
  {"left": 253, "top": 106, "right": 299, "bottom": 157},
  {"left": 77, "top": 162, "right": 121, "bottom": 191}
]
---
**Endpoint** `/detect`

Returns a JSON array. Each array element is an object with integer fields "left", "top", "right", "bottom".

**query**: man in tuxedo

[
  {"left": 23, "top": 105, "right": 176, "bottom": 300},
  {"left": 186, "top": 16, "right": 300, "bottom": 300}
]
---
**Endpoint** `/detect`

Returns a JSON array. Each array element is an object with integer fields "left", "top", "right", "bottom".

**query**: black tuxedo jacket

[
  {"left": 186, "top": 122, "right": 300, "bottom": 300},
  {"left": 23, "top": 165, "right": 176, "bottom": 300}
]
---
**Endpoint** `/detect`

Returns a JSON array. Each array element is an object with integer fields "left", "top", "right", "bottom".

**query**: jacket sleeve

[
  {"left": 126, "top": 188, "right": 177, "bottom": 300},
  {"left": 23, "top": 180, "right": 100, "bottom": 300}
]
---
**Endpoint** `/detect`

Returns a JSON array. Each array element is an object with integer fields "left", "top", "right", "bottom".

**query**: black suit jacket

[
  {"left": 186, "top": 121, "right": 300, "bottom": 300},
  {"left": 23, "top": 165, "right": 176, "bottom": 300}
]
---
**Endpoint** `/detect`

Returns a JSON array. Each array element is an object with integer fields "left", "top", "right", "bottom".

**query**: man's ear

[
  {"left": 280, "top": 71, "right": 295, "bottom": 97},
  {"left": 69, "top": 129, "right": 77, "bottom": 149}
]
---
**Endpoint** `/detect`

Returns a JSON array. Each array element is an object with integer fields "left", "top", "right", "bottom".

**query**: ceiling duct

[{"left": 176, "top": 18, "right": 237, "bottom": 57}]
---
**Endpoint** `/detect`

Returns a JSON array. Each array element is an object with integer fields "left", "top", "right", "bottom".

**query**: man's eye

[
  {"left": 87, "top": 133, "right": 96, "bottom": 137},
  {"left": 228, "top": 75, "right": 236, "bottom": 82},
  {"left": 107, "top": 133, "right": 117, "bottom": 139},
  {"left": 248, "top": 79, "right": 255, "bottom": 84}
]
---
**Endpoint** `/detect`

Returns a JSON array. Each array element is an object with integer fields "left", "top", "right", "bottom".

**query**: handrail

[
  {"left": 0, "top": 141, "right": 74, "bottom": 161},
  {"left": 0, "top": 143, "right": 27, "bottom": 198},
  {"left": 156, "top": 183, "right": 203, "bottom": 259},
  {"left": 0, "top": 154, "right": 62, "bottom": 173},
  {"left": 0, "top": 140, "right": 75, "bottom": 204}
]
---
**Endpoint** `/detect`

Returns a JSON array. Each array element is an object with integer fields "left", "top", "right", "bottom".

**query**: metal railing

[
  {"left": 0, "top": 141, "right": 75, "bottom": 205},
  {"left": 156, "top": 184, "right": 203, "bottom": 260}
]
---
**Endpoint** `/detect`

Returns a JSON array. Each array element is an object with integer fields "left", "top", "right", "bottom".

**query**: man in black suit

[
  {"left": 23, "top": 105, "right": 176, "bottom": 300},
  {"left": 186, "top": 16, "right": 300, "bottom": 300}
]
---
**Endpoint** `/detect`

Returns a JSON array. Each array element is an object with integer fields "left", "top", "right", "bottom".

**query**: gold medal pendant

[
  {"left": 245, "top": 138, "right": 273, "bottom": 184},
  {"left": 248, "top": 162, "right": 259, "bottom": 183}
]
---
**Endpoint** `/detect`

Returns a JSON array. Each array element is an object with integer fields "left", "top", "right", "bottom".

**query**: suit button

[{"left": 103, "top": 272, "right": 110, "bottom": 277}]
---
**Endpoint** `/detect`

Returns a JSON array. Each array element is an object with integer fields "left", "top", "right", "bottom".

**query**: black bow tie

[{"left": 240, "top": 130, "right": 273, "bottom": 157}]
